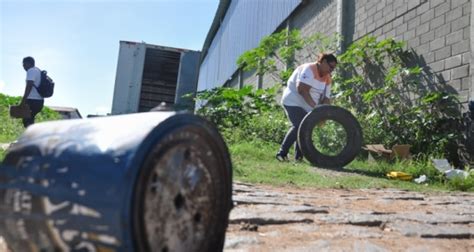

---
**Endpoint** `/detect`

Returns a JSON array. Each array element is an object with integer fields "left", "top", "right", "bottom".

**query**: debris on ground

[
  {"left": 386, "top": 171, "right": 412, "bottom": 181},
  {"left": 432, "top": 158, "right": 471, "bottom": 180},
  {"left": 364, "top": 144, "right": 411, "bottom": 161},
  {"left": 414, "top": 174, "right": 427, "bottom": 184},
  {"left": 432, "top": 159, "right": 452, "bottom": 173},
  {"left": 445, "top": 169, "right": 469, "bottom": 180}
]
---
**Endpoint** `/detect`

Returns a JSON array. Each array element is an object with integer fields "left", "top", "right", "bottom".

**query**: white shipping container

[{"left": 111, "top": 41, "right": 200, "bottom": 114}]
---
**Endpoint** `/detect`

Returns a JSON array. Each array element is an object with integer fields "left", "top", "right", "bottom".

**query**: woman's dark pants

[{"left": 277, "top": 105, "right": 308, "bottom": 159}]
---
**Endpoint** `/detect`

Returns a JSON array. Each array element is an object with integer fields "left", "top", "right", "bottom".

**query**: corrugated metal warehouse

[{"left": 199, "top": 0, "right": 472, "bottom": 106}]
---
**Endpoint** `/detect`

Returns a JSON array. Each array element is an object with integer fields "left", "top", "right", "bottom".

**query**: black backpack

[{"left": 38, "top": 70, "right": 54, "bottom": 98}]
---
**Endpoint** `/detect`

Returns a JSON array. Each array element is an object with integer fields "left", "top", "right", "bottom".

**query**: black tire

[{"left": 298, "top": 105, "right": 363, "bottom": 169}]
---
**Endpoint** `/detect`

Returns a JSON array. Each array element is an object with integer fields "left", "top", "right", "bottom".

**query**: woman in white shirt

[{"left": 276, "top": 53, "right": 337, "bottom": 161}]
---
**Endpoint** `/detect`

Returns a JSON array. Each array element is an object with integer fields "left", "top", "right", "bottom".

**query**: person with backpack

[
  {"left": 19, "top": 56, "right": 44, "bottom": 127},
  {"left": 275, "top": 53, "right": 337, "bottom": 162}
]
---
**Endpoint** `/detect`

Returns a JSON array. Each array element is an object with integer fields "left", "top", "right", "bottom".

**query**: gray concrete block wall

[
  {"left": 352, "top": 0, "right": 471, "bottom": 104},
  {"left": 291, "top": 0, "right": 338, "bottom": 63},
  {"left": 291, "top": 0, "right": 337, "bottom": 34},
  {"left": 233, "top": 0, "right": 471, "bottom": 106}
]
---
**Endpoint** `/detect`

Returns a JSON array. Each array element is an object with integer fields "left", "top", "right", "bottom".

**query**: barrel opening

[
  {"left": 174, "top": 193, "right": 185, "bottom": 210},
  {"left": 194, "top": 212, "right": 201, "bottom": 223}
]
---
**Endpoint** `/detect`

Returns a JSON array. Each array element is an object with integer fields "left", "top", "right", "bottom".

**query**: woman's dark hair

[
  {"left": 317, "top": 53, "right": 337, "bottom": 64},
  {"left": 23, "top": 56, "right": 35, "bottom": 66}
]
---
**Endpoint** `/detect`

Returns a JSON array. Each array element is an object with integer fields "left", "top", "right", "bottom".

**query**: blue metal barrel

[{"left": 0, "top": 112, "right": 233, "bottom": 252}]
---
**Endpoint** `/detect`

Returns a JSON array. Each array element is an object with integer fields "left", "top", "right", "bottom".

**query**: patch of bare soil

[{"left": 225, "top": 182, "right": 474, "bottom": 251}]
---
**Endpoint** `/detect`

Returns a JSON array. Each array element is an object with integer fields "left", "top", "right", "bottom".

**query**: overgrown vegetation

[
  {"left": 0, "top": 93, "right": 61, "bottom": 157},
  {"left": 195, "top": 29, "right": 473, "bottom": 191},
  {"left": 195, "top": 85, "right": 287, "bottom": 144},
  {"left": 333, "top": 36, "right": 463, "bottom": 158},
  {"left": 237, "top": 29, "right": 340, "bottom": 87}
]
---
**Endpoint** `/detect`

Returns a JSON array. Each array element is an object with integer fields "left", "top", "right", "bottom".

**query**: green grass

[
  {"left": 230, "top": 140, "right": 474, "bottom": 192},
  {"left": 0, "top": 93, "right": 61, "bottom": 163},
  {"left": 1, "top": 93, "right": 25, "bottom": 142},
  {"left": 0, "top": 93, "right": 61, "bottom": 143}
]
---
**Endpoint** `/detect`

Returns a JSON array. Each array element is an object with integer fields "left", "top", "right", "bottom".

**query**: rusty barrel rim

[{"left": 131, "top": 114, "right": 233, "bottom": 252}]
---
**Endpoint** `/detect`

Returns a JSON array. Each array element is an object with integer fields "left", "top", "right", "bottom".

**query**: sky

[{"left": 0, "top": 0, "right": 218, "bottom": 117}]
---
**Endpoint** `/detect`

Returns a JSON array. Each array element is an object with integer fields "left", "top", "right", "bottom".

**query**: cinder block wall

[
  {"left": 350, "top": 0, "right": 471, "bottom": 104},
  {"left": 290, "top": 0, "right": 338, "bottom": 58},
  {"left": 236, "top": 0, "right": 471, "bottom": 106}
]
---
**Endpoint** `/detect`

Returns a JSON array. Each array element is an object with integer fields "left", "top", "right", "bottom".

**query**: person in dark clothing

[{"left": 20, "top": 56, "right": 44, "bottom": 127}]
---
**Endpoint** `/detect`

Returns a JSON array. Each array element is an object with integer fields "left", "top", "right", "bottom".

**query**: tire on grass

[{"left": 298, "top": 105, "right": 363, "bottom": 169}]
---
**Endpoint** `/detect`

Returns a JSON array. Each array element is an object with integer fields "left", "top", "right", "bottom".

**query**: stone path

[{"left": 225, "top": 182, "right": 474, "bottom": 251}]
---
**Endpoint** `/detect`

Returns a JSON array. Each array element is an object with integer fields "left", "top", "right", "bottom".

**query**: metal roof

[
  {"left": 120, "top": 40, "right": 199, "bottom": 54},
  {"left": 197, "top": 0, "right": 302, "bottom": 91}
]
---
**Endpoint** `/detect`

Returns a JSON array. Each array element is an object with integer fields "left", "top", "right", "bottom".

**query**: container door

[
  {"left": 111, "top": 41, "right": 147, "bottom": 114},
  {"left": 175, "top": 51, "right": 201, "bottom": 109}
]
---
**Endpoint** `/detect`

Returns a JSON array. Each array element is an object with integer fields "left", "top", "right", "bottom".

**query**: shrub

[
  {"left": 0, "top": 93, "right": 61, "bottom": 142},
  {"left": 195, "top": 86, "right": 288, "bottom": 144}
]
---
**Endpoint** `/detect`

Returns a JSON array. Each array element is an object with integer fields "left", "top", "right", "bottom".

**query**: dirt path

[{"left": 225, "top": 182, "right": 474, "bottom": 251}]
